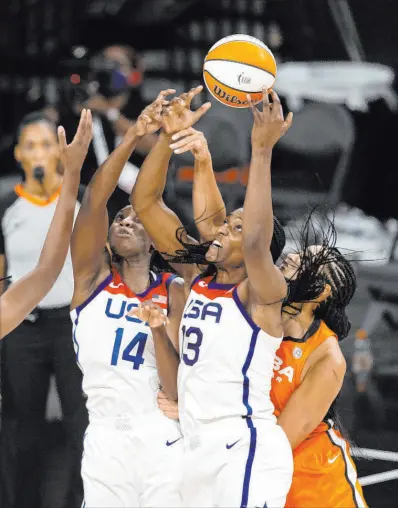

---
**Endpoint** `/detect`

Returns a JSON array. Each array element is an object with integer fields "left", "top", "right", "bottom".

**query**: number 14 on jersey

[{"left": 111, "top": 327, "right": 148, "bottom": 370}]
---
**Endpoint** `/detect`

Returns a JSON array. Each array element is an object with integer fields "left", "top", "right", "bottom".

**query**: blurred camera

[{"left": 62, "top": 53, "right": 143, "bottom": 105}]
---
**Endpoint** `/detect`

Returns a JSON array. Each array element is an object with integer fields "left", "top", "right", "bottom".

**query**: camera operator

[
  {"left": 0, "top": 112, "right": 88, "bottom": 508},
  {"left": 47, "top": 45, "right": 157, "bottom": 220}
]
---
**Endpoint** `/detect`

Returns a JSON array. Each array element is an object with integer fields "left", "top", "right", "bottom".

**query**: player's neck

[
  {"left": 282, "top": 303, "right": 316, "bottom": 339},
  {"left": 116, "top": 256, "right": 152, "bottom": 295},
  {"left": 23, "top": 172, "right": 62, "bottom": 199},
  {"left": 214, "top": 265, "right": 246, "bottom": 286}
]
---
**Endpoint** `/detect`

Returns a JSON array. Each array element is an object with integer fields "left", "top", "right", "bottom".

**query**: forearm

[
  {"left": 0, "top": 265, "right": 57, "bottom": 338},
  {"left": 277, "top": 410, "right": 318, "bottom": 450},
  {"left": 87, "top": 126, "right": 141, "bottom": 209},
  {"left": 152, "top": 325, "right": 180, "bottom": 400},
  {"left": 37, "top": 168, "right": 80, "bottom": 275},
  {"left": 193, "top": 153, "right": 226, "bottom": 240},
  {"left": 243, "top": 148, "right": 273, "bottom": 251},
  {"left": 131, "top": 132, "right": 172, "bottom": 211}
]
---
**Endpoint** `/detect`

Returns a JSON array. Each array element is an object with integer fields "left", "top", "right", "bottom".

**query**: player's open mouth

[
  {"left": 212, "top": 240, "right": 222, "bottom": 248},
  {"left": 116, "top": 228, "right": 131, "bottom": 237}
]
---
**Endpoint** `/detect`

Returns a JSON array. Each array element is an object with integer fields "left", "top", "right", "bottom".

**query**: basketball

[{"left": 203, "top": 34, "right": 277, "bottom": 108}]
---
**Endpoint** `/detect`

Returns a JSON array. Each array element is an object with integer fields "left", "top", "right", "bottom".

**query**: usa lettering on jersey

[
  {"left": 273, "top": 355, "right": 294, "bottom": 384},
  {"left": 183, "top": 298, "right": 223, "bottom": 323}
]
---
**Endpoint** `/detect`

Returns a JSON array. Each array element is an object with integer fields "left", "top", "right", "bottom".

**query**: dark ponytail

[{"left": 283, "top": 211, "right": 357, "bottom": 340}]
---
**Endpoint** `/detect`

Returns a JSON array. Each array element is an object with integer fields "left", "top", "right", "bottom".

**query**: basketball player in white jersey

[
  {"left": 132, "top": 87, "right": 294, "bottom": 507},
  {"left": 69, "top": 90, "right": 199, "bottom": 508}
]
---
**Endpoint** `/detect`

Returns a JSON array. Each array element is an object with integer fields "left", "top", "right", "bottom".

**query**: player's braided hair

[
  {"left": 283, "top": 211, "right": 357, "bottom": 340},
  {"left": 162, "top": 216, "right": 286, "bottom": 276}
]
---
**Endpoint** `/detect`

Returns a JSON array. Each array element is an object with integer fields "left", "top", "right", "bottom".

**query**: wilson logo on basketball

[
  {"left": 237, "top": 72, "right": 251, "bottom": 85},
  {"left": 213, "top": 85, "right": 249, "bottom": 105}
]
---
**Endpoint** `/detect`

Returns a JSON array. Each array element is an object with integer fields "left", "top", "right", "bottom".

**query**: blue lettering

[
  {"left": 105, "top": 299, "right": 126, "bottom": 319},
  {"left": 184, "top": 299, "right": 223, "bottom": 323},
  {"left": 126, "top": 303, "right": 141, "bottom": 323},
  {"left": 184, "top": 299, "right": 203, "bottom": 319},
  {"left": 105, "top": 298, "right": 148, "bottom": 325},
  {"left": 202, "top": 303, "right": 222, "bottom": 323}
]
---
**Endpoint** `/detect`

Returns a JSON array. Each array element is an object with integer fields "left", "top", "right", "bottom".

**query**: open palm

[
  {"left": 162, "top": 86, "right": 212, "bottom": 135},
  {"left": 58, "top": 108, "right": 93, "bottom": 174}
]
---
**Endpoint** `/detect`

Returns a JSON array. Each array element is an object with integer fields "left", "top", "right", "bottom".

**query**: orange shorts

[{"left": 285, "top": 428, "right": 367, "bottom": 508}]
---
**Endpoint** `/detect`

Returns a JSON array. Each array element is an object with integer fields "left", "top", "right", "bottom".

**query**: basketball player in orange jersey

[
  {"left": 0, "top": 110, "right": 92, "bottom": 339},
  {"left": 157, "top": 111, "right": 367, "bottom": 506}
]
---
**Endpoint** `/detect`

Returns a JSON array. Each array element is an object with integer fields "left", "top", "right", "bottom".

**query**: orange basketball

[{"left": 203, "top": 34, "right": 277, "bottom": 108}]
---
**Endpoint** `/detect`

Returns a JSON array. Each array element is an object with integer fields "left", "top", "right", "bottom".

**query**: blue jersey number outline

[
  {"left": 181, "top": 325, "right": 203, "bottom": 366},
  {"left": 111, "top": 328, "right": 148, "bottom": 370}
]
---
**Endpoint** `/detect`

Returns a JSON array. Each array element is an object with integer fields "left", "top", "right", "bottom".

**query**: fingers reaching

[
  {"left": 57, "top": 126, "right": 67, "bottom": 152},
  {"left": 171, "top": 127, "right": 196, "bottom": 141},
  {"left": 85, "top": 109, "right": 93, "bottom": 144},
  {"left": 186, "top": 85, "right": 204, "bottom": 105},
  {"left": 157, "top": 89, "right": 176, "bottom": 102},
  {"left": 74, "top": 108, "right": 87, "bottom": 142},
  {"left": 192, "top": 102, "right": 212, "bottom": 123},
  {"left": 262, "top": 86, "right": 270, "bottom": 109},
  {"left": 282, "top": 111, "right": 294, "bottom": 136}
]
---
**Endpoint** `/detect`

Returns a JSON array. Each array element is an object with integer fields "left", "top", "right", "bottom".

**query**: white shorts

[
  {"left": 180, "top": 419, "right": 293, "bottom": 508},
  {"left": 81, "top": 412, "right": 183, "bottom": 508}
]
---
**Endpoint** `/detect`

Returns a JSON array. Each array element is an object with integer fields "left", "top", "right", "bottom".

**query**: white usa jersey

[
  {"left": 70, "top": 268, "right": 176, "bottom": 418},
  {"left": 178, "top": 275, "right": 283, "bottom": 436}
]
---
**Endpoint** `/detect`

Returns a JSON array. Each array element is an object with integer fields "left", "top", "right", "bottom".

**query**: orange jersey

[{"left": 271, "top": 320, "right": 367, "bottom": 507}]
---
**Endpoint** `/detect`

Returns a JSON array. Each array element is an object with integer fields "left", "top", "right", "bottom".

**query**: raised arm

[
  {"left": 169, "top": 127, "right": 226, "bottom": 241},
  {"left": 0, "top": 111, "right": 92, "bottom": 339},
  {"left": 71, "top": 90, "right": 174, "bottom": 305},
  {"left": 243, "top": 89, "right": 293, "bottom": 304},
  {"left": 277, "top": 337, "right": 346, "bottom": 449},
  {"left": 130, "top": 279, "right": 186, "bottom": 400},
  {"left": 131, "top": 86, "right": 211, "bottom": 281}
]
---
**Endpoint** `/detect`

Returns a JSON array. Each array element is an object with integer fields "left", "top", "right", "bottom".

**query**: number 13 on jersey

[{"left": 111, "top": 328, "right": 148, "bottom": 370}]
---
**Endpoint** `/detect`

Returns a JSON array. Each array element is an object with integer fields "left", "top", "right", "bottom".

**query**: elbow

[{"left": 131, "top": 186, "right": 158, "bottom": 214}]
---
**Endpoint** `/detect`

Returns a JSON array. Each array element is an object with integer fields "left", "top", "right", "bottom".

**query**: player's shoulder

[{"left": 308, "top": 330, "right": 346, "bottom": 375}]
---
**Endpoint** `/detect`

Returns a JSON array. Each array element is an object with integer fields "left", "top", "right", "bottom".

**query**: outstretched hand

[
  {"left": 133, "top": 89, "right": 176, "bottom": 138},
  {"left": 169, "top": 127, "right": 210, "bottom": 161},
  {"left": 58, "top": 108, "right": 93, "bottom": 174},
  {"left": 248, "top": 88, "right": 293, "bottom": 152},
  {"left": 162, "top": 86, "right": 211, "bottom": 135}
]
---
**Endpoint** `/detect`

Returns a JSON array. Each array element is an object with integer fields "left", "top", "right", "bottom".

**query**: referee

[{"left": 0, "top": 112, "right": 88, "bottom": 508}]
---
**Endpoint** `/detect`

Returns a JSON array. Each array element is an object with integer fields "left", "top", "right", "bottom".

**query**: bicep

[
  {"left": 138, "top": 200, "right": 197, "bottom": 281},
  {"left": 71, "top": 191, "right": 109, "bottom": 283}
]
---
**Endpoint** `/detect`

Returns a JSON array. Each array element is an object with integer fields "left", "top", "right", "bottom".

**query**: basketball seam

[
  {"left": 207, "top": 37, "right": 273, "bottom": 57},
  {"left": 203, "top": 69, "right": 265, "bottom": 95},
  {"left": 204, "top": 59, "right": 276, "bottom": 78}
]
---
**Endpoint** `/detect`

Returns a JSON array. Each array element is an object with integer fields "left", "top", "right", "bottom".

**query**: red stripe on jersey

[
  {"left": 104, "top": 269, "right": 173, "bottom": 308},
  {"left": 191, "top": 276, "right": 236, "bottom": 300}
]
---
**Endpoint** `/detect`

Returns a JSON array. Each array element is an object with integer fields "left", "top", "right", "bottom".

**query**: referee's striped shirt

[{"left": 0, "top": 183, "right": 85, "bottom": 309}]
